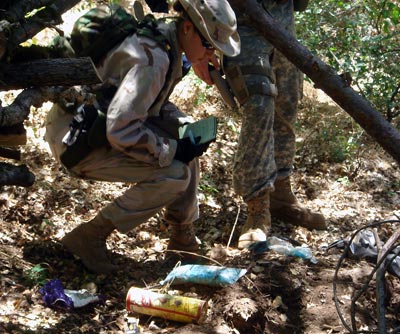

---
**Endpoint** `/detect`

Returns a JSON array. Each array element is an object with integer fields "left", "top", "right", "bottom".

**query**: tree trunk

[
  {"left": 229, "top": 0, "right": 400, "bottom": 164},
  {"left": 0, "top": 57, "right": 101, "bottom": 91}
]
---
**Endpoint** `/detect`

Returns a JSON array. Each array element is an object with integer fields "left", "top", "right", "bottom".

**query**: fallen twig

[{"left": 226, "top": 204, "right": 240, "bottom": 249}]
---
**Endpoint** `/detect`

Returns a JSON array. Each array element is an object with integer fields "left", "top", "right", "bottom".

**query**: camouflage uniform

[
  {"left": 45, "top": 21, "right": 200, "bottom": 232},
  {"left": 225, "top": 0, "right": 300, "bottom": 201}
]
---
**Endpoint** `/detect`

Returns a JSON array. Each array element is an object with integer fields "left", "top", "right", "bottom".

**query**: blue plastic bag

[{"left": 160, "top": 265, "right": 247, "bottom": 287}]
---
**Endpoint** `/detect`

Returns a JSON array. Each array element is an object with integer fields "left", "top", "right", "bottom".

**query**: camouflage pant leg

[
  {"left": 273, "top": 49, "right": 301, "bottom": 177},
  {"left": 225, "top": 0, "right": 298, "bottom": 200},
  {"left": 224, "top": 25, "right": 276, "bottom": 201},
  {"left": 270, "top": 0, "right": 301, "bottom": 177}
]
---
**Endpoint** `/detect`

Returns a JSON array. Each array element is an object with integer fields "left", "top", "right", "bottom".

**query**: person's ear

[{"left": 182, "top": 20, "right": 194, "bottom": 35}]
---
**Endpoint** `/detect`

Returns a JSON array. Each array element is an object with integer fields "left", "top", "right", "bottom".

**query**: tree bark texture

[
  {"left": 0, "top": 88, "right": 43, "bottom": 127},
  {"left": 0, "top": 162, "right": 35, "bottom": 187},
  {"left": 229, "top": 0, "right": 400, "bottom": 164},
  {"left": 0, "top": 57, "right": 101, "bottom": 91}
]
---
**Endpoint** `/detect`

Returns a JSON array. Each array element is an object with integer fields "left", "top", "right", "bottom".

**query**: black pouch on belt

[{"left": 60, "top": 105, "right": 107, "bottom": 169}]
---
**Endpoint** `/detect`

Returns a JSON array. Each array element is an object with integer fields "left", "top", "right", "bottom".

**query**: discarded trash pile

[{"left": 327, "top": 219, "right": 400, "bottom": 334}]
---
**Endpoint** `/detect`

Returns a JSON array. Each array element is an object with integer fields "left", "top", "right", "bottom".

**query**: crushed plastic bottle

[{"left": 249, "top": 236, "right": 318, "bottom": 264}]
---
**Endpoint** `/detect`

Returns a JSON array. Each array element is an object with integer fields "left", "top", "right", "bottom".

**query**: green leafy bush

[{"left": 296, "top": 0, "right": 400, "bottom": 123}]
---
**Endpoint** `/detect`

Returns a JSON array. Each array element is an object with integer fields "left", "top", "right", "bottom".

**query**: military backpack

[{"left": 69, "top": 4, "right": 168, "bottom": 64}]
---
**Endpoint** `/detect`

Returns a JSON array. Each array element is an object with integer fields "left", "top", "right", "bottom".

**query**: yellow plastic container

[{"left": 126, "top": 287, "right": 207, "bottom": 324}]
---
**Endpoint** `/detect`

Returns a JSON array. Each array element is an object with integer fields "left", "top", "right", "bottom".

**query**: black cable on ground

[{"left": 332, "top": 219, "right": 400, "bottom": 334}]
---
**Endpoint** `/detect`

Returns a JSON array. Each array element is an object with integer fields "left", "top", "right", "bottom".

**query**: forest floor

[{"left": 1, "top": 72, "right": 400, "bottom": 334}]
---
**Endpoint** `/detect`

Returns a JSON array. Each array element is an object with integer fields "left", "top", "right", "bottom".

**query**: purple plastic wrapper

[
  {"left": 39, "top": 279, "right": 105, "bottom": 309},
  {"left": 39, "top": 279, "right": 74, "bottom": 309}
]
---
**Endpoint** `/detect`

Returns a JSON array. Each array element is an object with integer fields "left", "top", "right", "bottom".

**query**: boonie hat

[{"left": 177, "top": 0, "right": 240, "bottom": 57}]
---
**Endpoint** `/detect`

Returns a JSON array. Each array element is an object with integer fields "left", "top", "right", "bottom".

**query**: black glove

[{"left": 174, "top": 137, "right": 210, "bottom": 163}]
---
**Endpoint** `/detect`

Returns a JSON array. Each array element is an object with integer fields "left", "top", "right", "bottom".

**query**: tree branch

[
  {"left": 0, "top": 57, "right": 101, "bottom": 90},
  {"left": 0, "top": 84, "right": 97, "bottom": 127},
  {"left": 2, "top": 0, "right": 82, "bottom": 56},
  {"left": 0, "top": 147, "right": 21, "bottom": 160}
]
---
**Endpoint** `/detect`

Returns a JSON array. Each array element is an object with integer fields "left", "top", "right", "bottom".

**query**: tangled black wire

[{"left": 333, "top": 219, "right": 400, "bottom": 334}]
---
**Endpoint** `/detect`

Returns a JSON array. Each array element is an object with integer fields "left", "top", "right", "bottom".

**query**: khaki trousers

[{"left": 45, "top": 104, "right": 199, "bottom": 233}]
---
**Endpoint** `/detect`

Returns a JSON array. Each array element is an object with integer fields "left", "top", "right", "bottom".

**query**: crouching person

[{"left": 45, "top": 0, "right": 240, "bottom": 274}]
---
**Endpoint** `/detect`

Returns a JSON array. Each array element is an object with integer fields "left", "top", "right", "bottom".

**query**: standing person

[
  {"left": 45, "top": 0, "right": 240, "bottom": 273},
  {"left": 191, "top": 0, "right": 327, "bottom": 249}
]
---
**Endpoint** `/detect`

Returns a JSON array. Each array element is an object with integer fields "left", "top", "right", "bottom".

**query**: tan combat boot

[
  {"left": 238, "top": 190, "right": 271, "bottom": 249},
  {"left": 61, "top": 213, "right": 119, "bottom": 274},
  {"left": 270, "top": 177, "right": 327, "bottom": 230},
  {"left": 167, "top": 222, "right": 201, "bottom": 255}
]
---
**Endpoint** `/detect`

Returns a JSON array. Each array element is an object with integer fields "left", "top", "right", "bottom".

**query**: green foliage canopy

[{"left": 296, "top": 0, "right": 400, "bottom": 123}]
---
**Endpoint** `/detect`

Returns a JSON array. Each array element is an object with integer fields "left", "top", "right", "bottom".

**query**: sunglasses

[{"left": 196, "top": 28, "right": 214, "bottom": 50}]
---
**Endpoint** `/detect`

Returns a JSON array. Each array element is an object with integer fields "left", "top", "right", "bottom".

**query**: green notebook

[{"left": 178, "top": 116, "right": 218, "bottom": 145}]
